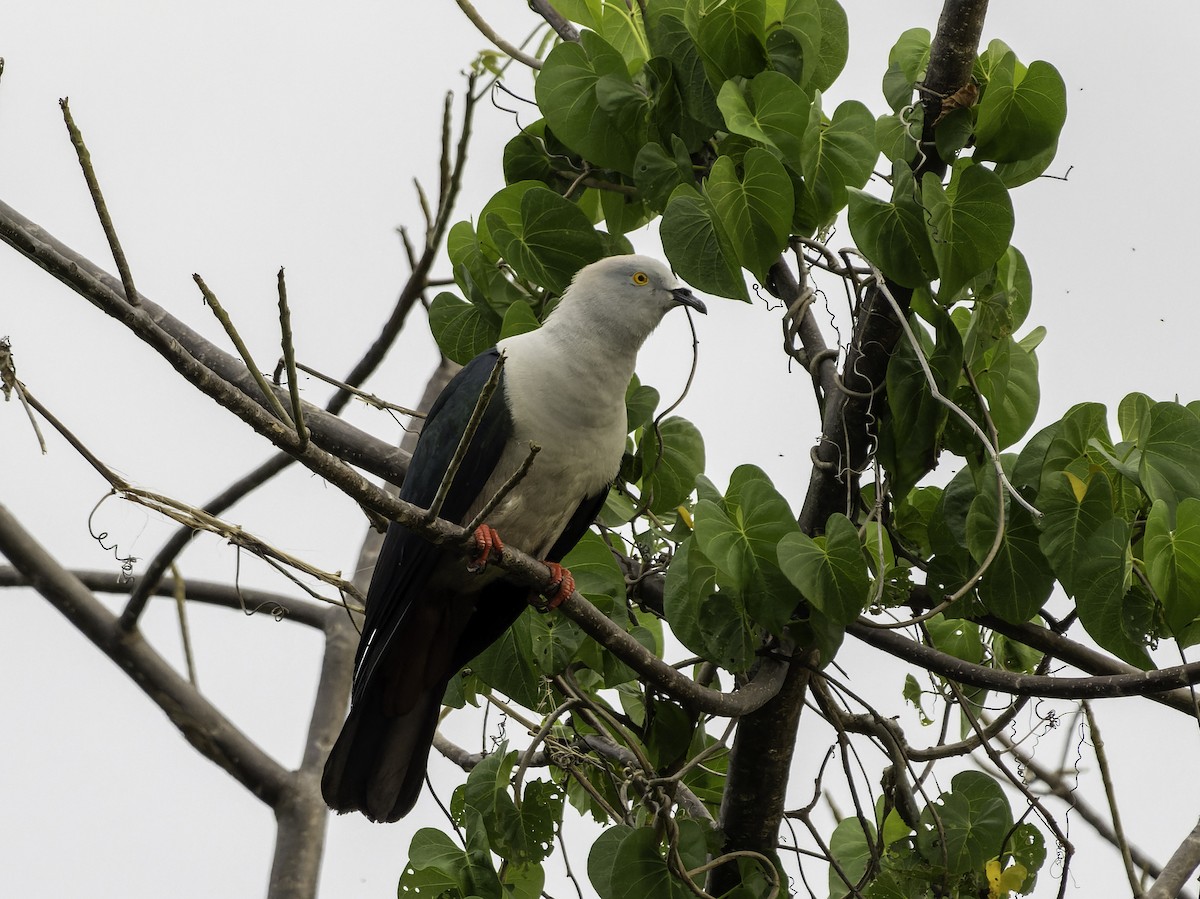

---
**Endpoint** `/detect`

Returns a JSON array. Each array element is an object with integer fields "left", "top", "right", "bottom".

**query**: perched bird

[{"left": 322, "top": 254, "right": 705, "bottom": 822}]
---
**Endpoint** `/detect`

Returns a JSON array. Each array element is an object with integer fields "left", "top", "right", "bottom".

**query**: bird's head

[{"left": 548, "top": 254, "right": 706, "bottom": 347}]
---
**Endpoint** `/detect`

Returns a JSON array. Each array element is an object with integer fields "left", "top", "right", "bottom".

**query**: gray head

[{"left": 544, "top": 254, "right": 706, "bottom": 347}]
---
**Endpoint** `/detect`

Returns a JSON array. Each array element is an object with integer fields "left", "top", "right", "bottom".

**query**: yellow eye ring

[{"left": 632, "top": 271, "right": 649, "bottom": 285}]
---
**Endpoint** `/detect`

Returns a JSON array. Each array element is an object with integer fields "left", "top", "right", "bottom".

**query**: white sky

[{"left": 3, "top": 1, "right": 1200, "bottom": 897}]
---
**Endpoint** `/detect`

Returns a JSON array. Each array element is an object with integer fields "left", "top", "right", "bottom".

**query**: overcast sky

[{"left": 4, "top": 2, "right": 1200, "bottom": 897}]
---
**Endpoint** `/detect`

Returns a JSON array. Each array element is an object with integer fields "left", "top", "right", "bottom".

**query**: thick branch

[
  {"left": 715, "top": 1, "right": 994, "bottom": 888},
  {"left": 0, "top": 503, "right": 290, "bottom": 804},
  {"left": 559, "top": 593, "right": 788, "bottom": 717},
  {"left": 1144, "top": 819, "right": 1200, "bottom": 899},
  {"left": 849, "top": 620, "right": 1200, "bottom": 700},
  {"left": 268, "top": 606, "right": 358, "bottom": 899},
  {"left": 0, "top": 565, "right": 328, "bottom": 629},
  {"left": 0, "top": 200, "right": 410, "bottom": 486}
]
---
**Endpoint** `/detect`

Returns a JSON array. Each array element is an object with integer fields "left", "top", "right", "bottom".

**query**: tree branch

[
  {"left": 0, "top": 199, "right": 411, "bottom": 485},
  {"left": 710, "top": 1, "right": 996, "bottom": 888},
  {"left": 849, "top": 619, "right": 1200, "bottom": 700},
  {"left": 0, "top": 565, "right": 328, "bottom": 628},
  {"left": 0, "top": 503, "right": 291, "bottom": 804}
]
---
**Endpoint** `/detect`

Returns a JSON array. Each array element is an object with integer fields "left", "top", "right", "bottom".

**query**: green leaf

[
  {"left": 974, "top": 336, "right": 1040, "bottom": 449},
  {"left": 1037, "top": 468, "right": 1115, "bottom": 600},
  {"left": 693, "top": 0, "right": 767, "bottom": 83},
  {"left": 693, "top": 465, "right": 803, "bottom": 633},
  {"left": 562, "top": 530, "right": 627, "bottom": 617},
  {"left": 661, "top": 184, "right": 748, "bottom": 300},
  {"left": 1138, "top": 402, "right": 1200, "bottom": 513},
  {"left": 795, "top": 95, "right": 877, "bottom": 231},
  {"left": 1144, "top": 498, "right": 1200, "bottom": 636},
  {"left": 590, "top": 826, "right": 694, "bottom": 899},
  {"left": 1118, "top": 391, "right": 1154, "bottom": 442},
  {"left": 882, "top": 28, "right": 930, "bottom": 112},
  {"left": 916, "top": 771, "right": 1013, "bottom": 876},
  {"left": 487, "top": 187, "right": 605, "bottom": 293},
  {"left": 638, "top": 415, "right": 706, "bottom": 514},
  {"left": 965, "top": 485, "right": 1055, "bottom": 622},
  {"left": 716, "top": 71, "right": 812, "bottom": 162},
  {"left": 974, "top": 53, "right": 1067, "bottom": 164},
  {"left": 787, "top": 0, "right": 848, "bottom": 91},
  {"left": 921, "top": 159, "right": 1014, "bottom": 300},
  {"left": 499, "top": 300, "right": 542, "bottom": 340},
  {"left": 428, "top": 292, "right": 501, "bottom": 365},
  {"left": 926, "top": 615, "right": 983, "bottom": 664},
  {"left": 777, "top": 513, "right": 869, "bottom": 626},
  {"left": 666, "top": 538, "right": 752, "bottom": 670},
  {"left": 634, "top": 137, "right": 696, "bottom": 212},
  {"left": 877, "top": 303, "right": 962, "bottom": 497},
  {"left": 705, "top": 148, "right": 794, "bottom": 281},
  {"left": 645, "top": 14, "right": 723, "bottom": 132},
  {"left": 401, "top": 815, "right": 504, "bottom": 899},
  {"left": 535, "top": 31, "right": 648, "bottom": 174},
  {"left": 847, "top": 163, "right": 936, "bottom": 288},
  {"left": 1074, "top": 518, "right": 1152, "bottom": 668},
  {"left": 470, "top": 611, "right": 543, "bottom": 709},
  {"left": 827, "top": 817, "right": 875, "bottom": 899}
]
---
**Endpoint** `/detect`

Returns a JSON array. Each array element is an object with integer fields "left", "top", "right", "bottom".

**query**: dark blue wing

[{"left": 352, "top": 348, "right": 512, "bottom": 704}]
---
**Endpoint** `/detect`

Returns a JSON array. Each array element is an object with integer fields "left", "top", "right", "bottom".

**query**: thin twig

[
  {"left": 291, "top": 361, "right": 425, "bottom": 419},
  {"left": 193, "top": 273, "right": 294, "bottom": 427},
  {"left": 276, "top": 268, "right": 308, "bottom": 450},
  {"left": 455, "top": 0, "right": 543, "bottom": 69},
  {"left": 465, "top": 441, "right": 540, "bottom": 532},
  {"left": 170, "top": 564, "right": 199, "bottom": 686},
  {"left": 1084, "top": 702, "right": 1141, "bottom": 896},
  {"left": 59, "top": 98, "right": 140, "bottom": 307},
  {"left": 425, "top": 352, "right": 505, "bottom": 523},
  {"left": 0, "top": 339, "right": 47, "bottom": 453}
]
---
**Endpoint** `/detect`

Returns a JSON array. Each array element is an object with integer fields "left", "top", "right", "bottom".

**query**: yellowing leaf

[{"left": 1064, "top": 470, "right": 1088, "bottom": 503}]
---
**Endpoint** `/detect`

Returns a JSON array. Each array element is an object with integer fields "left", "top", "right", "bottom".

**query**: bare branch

[
  {"left": 0, "top": 503, "right": 291, "bottom": 804},
  {"left": 455, "top": 0, "right": 543, "bottom": 69},
  {"left": 276, "top": 268, "right": 308, "bottom": 450},
  {"left": 194, "top": 273, "right": 295, "bottom": 427},
  {"left": 0, "top": 199, "right": 411, "bottom": 483},
  {"left": 59, "top": 98, "right": 140, "bottom": 307},
  {"left": 849, "top": 619, "right": 1200, "bottom": 700},
  {"left": 528, "top": 0, "right": 580, "bottom": 42},
  {"left": 0, "top": 564, "right": 328, "bottom": 628}
]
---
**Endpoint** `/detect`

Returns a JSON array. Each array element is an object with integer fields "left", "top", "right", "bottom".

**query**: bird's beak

[{"left": 671, "top": 287, "right": 707, "bottom": 314}]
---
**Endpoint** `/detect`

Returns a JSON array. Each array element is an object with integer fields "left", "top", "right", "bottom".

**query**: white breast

[{"left": 463, "top": 329, "right": 636, "bottom": 558}]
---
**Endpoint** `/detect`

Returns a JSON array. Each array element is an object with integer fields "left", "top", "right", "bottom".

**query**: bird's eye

[{"left": 632, "top": 271, "right": 649, "bottom": 285}]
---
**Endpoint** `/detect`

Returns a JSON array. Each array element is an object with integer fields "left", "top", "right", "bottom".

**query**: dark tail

[{"left": 321, "top": 683, "right": 442, "bottom": 823}]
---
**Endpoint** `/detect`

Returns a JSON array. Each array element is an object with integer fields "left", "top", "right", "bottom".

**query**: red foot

[
  {"left": 537, "top": 562, "right": 575, "bottom": 611},
  {"left": 467, "top": 524, "right": 503, "bottom": 573}
]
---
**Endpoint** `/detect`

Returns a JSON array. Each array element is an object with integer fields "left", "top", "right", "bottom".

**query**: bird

[{"left": 321, "top": 253, "right": 706, "bottom": 822}]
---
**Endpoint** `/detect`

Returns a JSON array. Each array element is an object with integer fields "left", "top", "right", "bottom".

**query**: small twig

[
  {"left": 288, "top": 361, "right": 424, "bottom": 419},
  {"left": 512, "top": 697, "right": 579, "bottom": 805},
  {"left": 193, "top": 274, "right": 294, "bottom": 427},
  {"left": 455, "top": 0, "right": 543, "bottom": 69},
  {"left": 59, "top": 98, "right": 140, "bottom": 307},
  {"left": 0, "top": 339, "right": 48, "bottom": 453},
  {"left": 276, "top": 268, "right": 308, "bottom": 450},
  {"left": 170, "top": 564, "right": 199, "bottom": 687},
  {"left": 20, "top": 386, "right": 361, "bottom": 608},
  {"left": 425, "top": 352, "right": 505, "bottom": 523},
  {"left": 465, "top": 441, "right": 540, "bottom": 532},
  {"left": 1084, "top": 702, "right": 1141, "bottom": 896}
]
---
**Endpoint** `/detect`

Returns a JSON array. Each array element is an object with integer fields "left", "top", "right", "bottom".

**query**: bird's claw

[
  {"left": 467, "top": 524, "right": 503, "bottom": 573},
  {"left": 532, "top": 562, "right": 574, "bottom": 612}
]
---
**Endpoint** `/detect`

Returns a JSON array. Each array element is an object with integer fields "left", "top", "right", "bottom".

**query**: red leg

[
  {"left": 538, "top": 562, "right": 575, "bottom": 611},
  {"left": 467, "top": 524, "right": 503, "bottom": 572}
]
